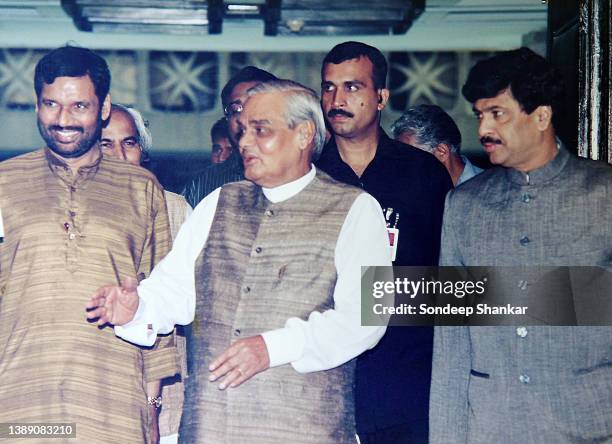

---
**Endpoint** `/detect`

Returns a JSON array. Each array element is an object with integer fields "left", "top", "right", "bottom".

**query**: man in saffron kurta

[
  {"left": 0, "top": 46, "right": 178, "bottom": 444},
  {"left": 88, "top": 80, "right": 391, "bottom": 443}
]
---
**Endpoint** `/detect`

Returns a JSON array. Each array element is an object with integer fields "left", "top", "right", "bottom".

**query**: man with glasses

[{"left": 182, "top": 66, "right": 277, "bottom": 207}]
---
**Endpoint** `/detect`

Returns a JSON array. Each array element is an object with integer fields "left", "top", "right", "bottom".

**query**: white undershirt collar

[{"left": 262, "top": 165, "right": 316, "bottom": 203}]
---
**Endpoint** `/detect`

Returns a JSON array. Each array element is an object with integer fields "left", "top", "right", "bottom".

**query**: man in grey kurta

[
  {"left": 429, "top": 48, "right": 612, "bottom": 443},
  {"left": 88, "top": 79, "right": 391, "bottom": 443}
]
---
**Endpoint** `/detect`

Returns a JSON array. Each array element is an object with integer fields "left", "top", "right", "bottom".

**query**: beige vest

[{"left": 180, "top": 171, "right": 363, "bottom": 443}]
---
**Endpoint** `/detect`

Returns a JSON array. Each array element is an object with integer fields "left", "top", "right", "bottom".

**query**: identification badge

[
  {"left": 387, "top": 227, "right": 399, "bottom": 262},
  {"left": 383, "top": 207, "right": 400, "bottom": 262}
]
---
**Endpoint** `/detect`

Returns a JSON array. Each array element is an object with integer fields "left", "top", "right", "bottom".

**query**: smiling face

[
  {"left": 474, "top": 88, "right": 551, "bottom": 171},
  {"left": 238, "top": 91, "right": 312, "bottom": 188},
  {"left": 321, "top": 56, "right": 388, "bottom": 140},
  {"left": 36, "top": 75, "right": 110, "bottom": 159},
  {"left": 100, "top": 107, "right": 142, "bottom": 165}
]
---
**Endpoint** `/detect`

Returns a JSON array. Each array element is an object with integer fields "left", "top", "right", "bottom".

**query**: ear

[
  {"left": 376, "top": 88, "right": 390, "bottom": 111},
  {"left": 101, "top": 94, "right": 111, "bottom": 121},
  {"left": 533, "top": 105, "right": 552, "bottom": 131},
  {"left": 297, "top": 120, "right": 315, "bottom": 151},
  {"left": 434, "top": 143, "right": 450, "bottom": 160}
]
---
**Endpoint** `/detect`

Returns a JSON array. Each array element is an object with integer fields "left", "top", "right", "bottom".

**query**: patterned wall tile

[
  {"left": 389, "top": 51, "right": 459, "bottom": 112},
  {"left": 0, "top": 49, "right": 43, "bottom": 109},
  {"left": 149, "top": 51, "right": 218, "bottom": 112}
]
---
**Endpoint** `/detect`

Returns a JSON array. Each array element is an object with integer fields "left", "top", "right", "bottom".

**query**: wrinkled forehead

[
  {"left": 105, "top": 108, "right": 138, "bottom": 136},
  {"left": 239, "top": 92, "right": 286, "bottom": 126}
]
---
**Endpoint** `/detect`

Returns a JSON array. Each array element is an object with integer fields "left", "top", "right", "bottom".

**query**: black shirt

[{"left": 316, "top": 131, "right": 452, "bottom": 435}]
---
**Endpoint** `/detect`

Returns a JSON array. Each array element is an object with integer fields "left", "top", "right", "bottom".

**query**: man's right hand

[{"left": 86, "top": 276, "right": 139, "bottom": 326}]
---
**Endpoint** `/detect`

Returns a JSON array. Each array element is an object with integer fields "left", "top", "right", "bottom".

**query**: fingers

[
  {"left": 85, "top": 286, "right": 111, "bottom": 309},
  {"left": 209, "top": 358, "right": 250, "bottom": 390},
  {"left": 208, "top": 347, "right": 233, "bottom": 374},
  {"left": 86, "top": 299, "right": 113, "bottom": 326},
  {"left": 208, "top": 336, "right": 270, "bottom": 390},
  {"left": 85, "top": 286, "right": 116, "bottom": 325},
  {"left": 86, "top": 280, "right": 140, "bottom": 326},
  {"left": 214, "top": 366, "right": 247, "bottom": 390}
]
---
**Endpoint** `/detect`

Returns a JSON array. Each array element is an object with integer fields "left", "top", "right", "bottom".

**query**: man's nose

[
  {"left": 332, "top": 88, "right": 346, "bottom": 108},
  {"left": 478, "top": 116, "right": 493, "bottom": 138},
  {"left": 238, "top": 128, "right": 253, "bottom": 152},
  {"left": 117, "top": 147, "right": 128, "bottom": 160},
  {"left": 57, "top": 107, "right": 75, "bottom": 128}
]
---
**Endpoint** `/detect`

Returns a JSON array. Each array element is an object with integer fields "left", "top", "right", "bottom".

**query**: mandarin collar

[
  {"left": 262, "top": 165, "right": 316, "bottom": 203},
  {"left": 45, "top": 146, "right": 102, "bottom": 182},
  {"left": 505, "top": 141, "right": 569, "bottom": 186}
]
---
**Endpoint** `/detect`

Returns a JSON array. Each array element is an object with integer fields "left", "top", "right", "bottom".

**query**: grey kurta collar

[{"left": 505, "top": 142, "right": 569, "bottom": 186}]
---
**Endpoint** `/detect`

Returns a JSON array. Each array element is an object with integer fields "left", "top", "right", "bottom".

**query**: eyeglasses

[{"left": 223, "top": 101, "right": 243, "bottom": 118}]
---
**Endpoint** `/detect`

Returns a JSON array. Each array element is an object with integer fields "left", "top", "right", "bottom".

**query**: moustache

[
  {"left": 328, "top": 109, "right": 354, "bottom": 119},
  {"left": 480, "top": 136, "right": 502, "bottom": 145},
  {"left": 48, "top": 125, "right": 84, "bottom": 133}
]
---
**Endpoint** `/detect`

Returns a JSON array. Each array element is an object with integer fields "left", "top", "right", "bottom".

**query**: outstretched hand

[{"left": 86, "top": 276, "right": 140, "bottom": 326}]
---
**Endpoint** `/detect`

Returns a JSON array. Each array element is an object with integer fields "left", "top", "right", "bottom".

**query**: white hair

[
  {"left": 111, "top": 103, "right": 153, "bottom": 153},
  {"left": 246, "top": 79, "right": 326, "bottom": 160}
]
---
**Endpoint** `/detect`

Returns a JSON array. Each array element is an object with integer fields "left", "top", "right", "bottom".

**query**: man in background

[
  {"left": 392, "top": 104, "right": 483, "bottom": 186},
  {"left": 101, "top": 103, "right": 192, "bottom": 238},
  {"left": 209, "top": 118, "right": 233, "bottom": 164},
  {"left": 101, "top": 103, "right": 192, "bottom": 444},
  {"left": 0, "top": 45, "right": 178, "bottom": 443},
  {"left": 182, "top": 66, "right": 277, "bottom": 207},
  {"left": 316, "top": 41, "right": 452, "bottom": 443}
]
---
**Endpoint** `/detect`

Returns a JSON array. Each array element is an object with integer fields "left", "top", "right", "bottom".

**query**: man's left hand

[{"left": 208, "top": 335, "right": 270, "bottom": 390}]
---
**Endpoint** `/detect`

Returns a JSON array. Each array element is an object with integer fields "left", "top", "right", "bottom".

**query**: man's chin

[
  {"left": 47, "top": 142, "right": 95, "bottom": 159},
  {"left": 486, "top": 152, "right": 505, "bottom": 166},
  {"left": 328, "top": 122, "right": 353, "bottom": 137}
]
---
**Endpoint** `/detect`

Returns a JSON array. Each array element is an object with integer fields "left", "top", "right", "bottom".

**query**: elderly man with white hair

[
  {"left": 101, "top": 103, "right": 192, "bottom": 239},
  {"left": 87, "top": 79, "right": 391, "bottom": 443}
]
